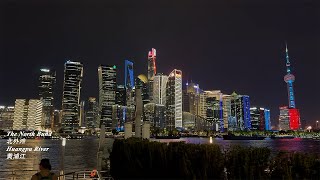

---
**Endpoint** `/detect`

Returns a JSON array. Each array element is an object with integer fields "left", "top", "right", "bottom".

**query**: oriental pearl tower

[
  {"left": 284, "top": 43, "right": 296, "bottom": 108},
  {"left": 283, "top": 43, "right": 300, "bottom": 130}
]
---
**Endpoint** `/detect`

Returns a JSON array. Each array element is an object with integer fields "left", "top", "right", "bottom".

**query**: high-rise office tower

[
  {"left": 147, "top": 48, "right": 157, "bottom": 102},
  {"left": 116, "top": 85, "right": 126, "bottom": 106},
  {"left": 61, "top": 60, "right": 83, "bottom": 130},
  {"left": 112, "top": 105, "right": 126, "bottom": 131},
  {"left": 166, "top": 69, "right": 182, "bottom": 130},
  {"left": 183, "top": 82, "right": 200, "bottom": 115},
  {"left": 222, "top": 95, "right": 232, "bottom": 131},
  {"left": 203, "top": 90, "right": 224, "bottom": 132},
  {"left": 230, "top": 92, "right": 251, "bottom": 131},
  {"left": 0, "top": 106, "right": 14, "bottom": 130},
  {"left": 136, "top": 74, "right": 149, "bottom": 104},
  {"left": 250, "top": 107, "right": 270, "bottom": 131},
  {"left": 39, "top": 68, "right": 56, "bottom": 129},
  {"left": 153, "top": 73, "right": 168, "bottom": 105},
  {"left": 242, "top": 95, "right": 251, "bottom": 130},
  {"left": 280, "top": 44, "right": 300, "bottom": 130},
  {"left": 264, "top": 108, "right": 271, "bottom": 131},
  {"left": 98, "top": 65, "right": 117, "bottom": 131},
  {"left": 53, "top": 109, "right": 62, "bottom": 130},
  {"left": 279, "top": 106, "right": 290, "bottom": 131},
  {"left": 79, "top": 101, "right": 85, "bottom": 127},
  {"left": 143, "top": 103, "right": 166, "bottom": 129},
  {"left": 125, "top": 60, "right": 135, "bottom": 106},
  {"left": 13, "top": 99, "right": 43, "bottom": 130},
  {"left": 85, "top": 97, "right": 99, "bottom": 129}
]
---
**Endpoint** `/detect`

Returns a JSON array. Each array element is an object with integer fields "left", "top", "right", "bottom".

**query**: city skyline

[{"left": 0, "top": 0, "right": 319, "bottom": 127}]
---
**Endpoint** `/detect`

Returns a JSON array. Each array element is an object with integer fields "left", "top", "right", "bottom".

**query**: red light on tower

[{"left": 289, "top": 108, "right": 300, "bottom": 130}]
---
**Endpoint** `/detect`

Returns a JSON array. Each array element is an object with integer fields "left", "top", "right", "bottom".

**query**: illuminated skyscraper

[
  {"left": 85, "top": 97, "right": 99, "bottom": 129},
  {"left": 13, "top": 99, "right": 43, "bottom": 130},
  {"left": 116, "top": 85, "right": 126, "bottom": 106},
  {"left": 166, "top": 69, "right": 182, "bottom": 130},
  {"left": 202, "top": 90, "right": 223, "bottom": 132},
  {"left": 153, "top": 73, "right": 168, "bottom": 105},
  {"left": 280, "top": 44, "right": 300, "bottom": 130},
  {"left": 148, "top": 48, "right": 157, "bottom": 101},
  {"left": 250, "top": 107, "right": 270, "bottom": 131},
  {"left": 61, "top": 60, "right": 83, "bottom": 130},
  {"left": 39, "top": 68, "right": 56, "bottom": 129},
  {"left": 98, "top": 65, "right": 117, "bottom": 131},
  {"left": 230, "top": 92, "right": 251, "bottom": 131},
  {"left": 183, "top": 81, "right": 200, "bottom": 115},
  {"left": 0, "top": 106, "right": 14, "bottom": 130},
  {"left": 125, "top": 60, "right": 135, "bottom": 106},
  {"left": 222, "top": 95, "right": 232, "bottom": 131},
  {"left": 136, "top": 74, "right": 149, "bottom": 104},
  {"left": 279, "top": 106, "right": 290, "bottom": 131}
]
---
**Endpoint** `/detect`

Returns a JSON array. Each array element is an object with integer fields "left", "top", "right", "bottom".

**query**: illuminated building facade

[
  {"left": 85, "top": 97, "right": 99, "bottom": 129},
  {"left": 166, "top": 69, "right": 182, "bottom": 130},
  {"left": 61, "top": 60, "right": 83, "bottom": 130},
  {"left": 116, "top": 85, "right": 126, "bottom": 106},
  {"left": 98, "top": 65, "right": 117, "bottom": 131},
  {"left": 112, "top": 105, "right": 126, "bottom": 131},
  {"left": 79, "top": 101, "right": 85, "bottom": 127},
  {"left": 13, "top": 99, "right": 43, "bottom": 130},
  {"left": 39, "top": 68, "right": 56, "bottom": 129},
  {"left": 136, "top": 74, "right": 149, "bottom": 104},
  {"left": 125, "top": 60, "right": 135, "bottom": 106},
  {"left": 279, "top": 44, "right": 300, "bottom": 130},
  {"left": 53, "top": 110, "right": 62, "bottom": 130},
  {"left": 203, "top": 90, "right": 223, "bottom": 132},
  {"left": 222, "top": 95, "right": 232, "bottom": 131},
  {"left": 147, "top": 48, "right": 157, "bottom": 102},
  {"left": 143, "top": 103, "right": 165, "bottom": 128},
  {"left": 153, "top": 73, "right": 168, "bottom": 105},
  {"left": 183, "top": 82, "right": 200, "bottom": 115},
  {"left": 279, "top": 106, "right": 290, "bottom": 131},
  {"left": 0, "top": 106, "right": 14, "bottom": 130},
  {"left": 230, "top": 92, "right": 251, "bottom": 131},
  {"left": 264, "top": 108, "right": 271, "bottom": 130},
  {"left": 250, "top": 107, "right": 271, "bottom": 131}
]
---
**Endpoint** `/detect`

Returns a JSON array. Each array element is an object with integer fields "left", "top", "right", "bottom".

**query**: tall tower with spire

[
  {"left": 148, "top": 48, "right": 157, "bottom": 102},
  {"left": 279, "top": 43, "right": 300, "bottom": 130},
  {"left": 283, "top": 43, "right": 296, "bottom": 108}
]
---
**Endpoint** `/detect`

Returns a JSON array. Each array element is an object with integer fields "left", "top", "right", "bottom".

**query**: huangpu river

[{"left": 0, "top": 137, "right": 319, "bottom": 178}]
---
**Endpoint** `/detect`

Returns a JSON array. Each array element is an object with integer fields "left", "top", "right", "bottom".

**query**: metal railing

[{"left": 0, "top": 170, "right": 113, "bottom": 180}]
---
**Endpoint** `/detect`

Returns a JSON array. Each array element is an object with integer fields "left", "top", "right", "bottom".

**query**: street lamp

[
  {"left": 307, "top": 126, "right": 312, "bottom": 132},
  {"left": 61, "top": 138, "right": 66, "bottom": 179},
  {"left": 316, "top": 121, "right": 319, "bottom": 129}
]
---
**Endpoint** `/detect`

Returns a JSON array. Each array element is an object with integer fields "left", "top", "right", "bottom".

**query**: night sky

[{"left": 0, "top": 0, "right": 319, "bottom": 127}]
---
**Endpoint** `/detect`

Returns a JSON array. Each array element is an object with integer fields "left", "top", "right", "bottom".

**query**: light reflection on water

[
  {"left": 157, "top": 137, "right": 320, "bottom": 154},
  {"left": 0, "top": 138, "right": 114, "bottom": 179},
  {"left": 0, "top": 137, "right": 319, "bottom": 178}
]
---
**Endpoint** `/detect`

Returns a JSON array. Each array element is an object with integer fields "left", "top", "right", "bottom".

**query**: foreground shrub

[
  {"left": 225, "top": 145, "right": 271, "bottom": 180},
  {"left": 108, "top": 138, "right": 320, "bottom": 179},
  {"left": 269, "top": 151, "right": 320, "bottom": 179}
]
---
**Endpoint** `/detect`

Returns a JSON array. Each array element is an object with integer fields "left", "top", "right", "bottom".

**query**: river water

[{"left": 0, "top": 137, "right": 319, "bottom": 178}]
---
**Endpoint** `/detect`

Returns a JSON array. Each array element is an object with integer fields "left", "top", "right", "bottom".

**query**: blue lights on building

[
  {"left": 219, "top": 95, "right": 224, "bottom": 132},
  {"left": 242, "top": 95, "right": 251, "bottom": 130},
  {"left": 264, "top": 109, "right": 270, "bottom": 131},
  {"left": 125, "top": 60, "right": 134, "bottom": 89}
]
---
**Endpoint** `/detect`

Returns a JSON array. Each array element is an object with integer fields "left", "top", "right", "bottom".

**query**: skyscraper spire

[{"left": 285, "top": 42, "right": 291, "bottom": 73}]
